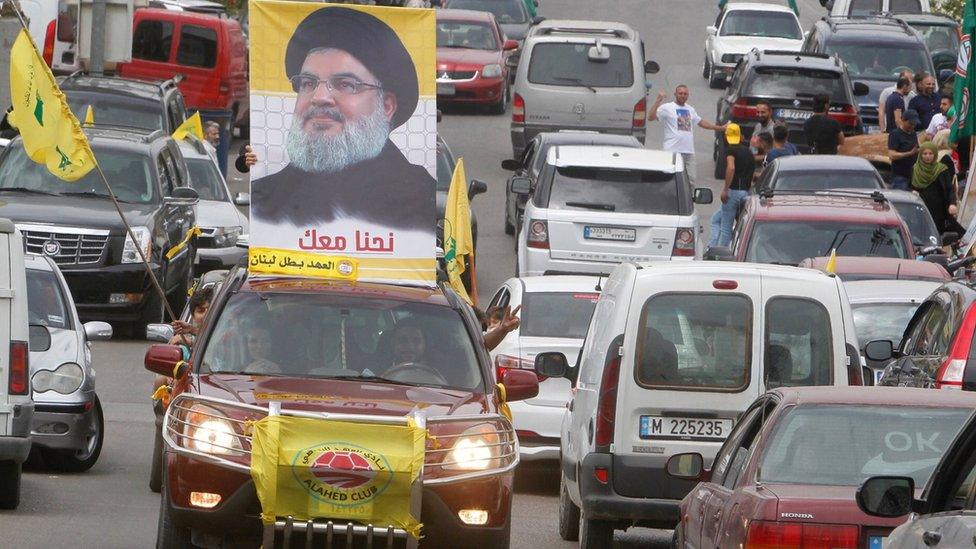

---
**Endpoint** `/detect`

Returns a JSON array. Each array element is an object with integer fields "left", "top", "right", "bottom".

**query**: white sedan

[
  {"left": 704, "top": 2, "right": 804, "bottom": 88},
  {"left": 487, "top": 275, "right": 601, "bottom": 461}
]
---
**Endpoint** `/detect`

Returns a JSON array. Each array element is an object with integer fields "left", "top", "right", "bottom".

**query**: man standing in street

[
  {"left": 764, "top": 123, "right": 797, "bottom": 164},
  {"left": 888, "top": 109, "right": 920, "bottom": 190},
  {"left": 908, "top": 73, "right": 941, "bottom": 131},
  {"left": 803, "top": 93, "right": 845, "bottom": 154},
  {"left": 879, "top": 69, "right": 915, "bottom": 133},
  {"left": 648, "top": 85, "right": 726, "bottom": 184},
  {"left": 883, "top": 76, "right": 912, "bottom": 134},
  {"left": 751, "top": 100, "right": 774, "bottom": 162},
  {"left": 709, "top": 123, "right": 754, "bottom": 247}
]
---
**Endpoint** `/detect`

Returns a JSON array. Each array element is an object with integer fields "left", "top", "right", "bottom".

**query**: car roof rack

[
  {"left": 821, "top": 14, "right": 915, "bottom": 35},
  {"left": 84, "top": 123, "right": 166, "bottom": 141},
  {"left": 758, "top": 188, "right": 888, "bottom": 203},
  {"left": 534, "top": 26, "right": 631, "bottom": 39}
]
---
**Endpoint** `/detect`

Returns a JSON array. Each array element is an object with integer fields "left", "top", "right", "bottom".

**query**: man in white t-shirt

[
  {"left": 923, "top": 96, "right": 954, "bottom": 142},
  {"left": 648, "top": 84, "right": 727, "bottom": 183}
]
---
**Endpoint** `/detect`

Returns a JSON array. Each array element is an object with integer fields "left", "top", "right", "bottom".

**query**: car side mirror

[
  {"left": 535, "top": 352, "right": 569, "bottom": 378},
  {"left": 693, "top": 187, "right": 713, "bottom": 204},
  {"left": 704, "top": 246, "right": 734, "bottom": 261},
  {"left": 83, "top": 321, "right": 113, "bottom": 341},
  {"left": 146, "top": 323, "right": 175, "bottom": 343},
  {"left": 503, "top": 39, "right": 519, "bottom": 51},
  {"left": 233, "top": 191, "right": 250, "bottom": 206},
  {"left": 864, "top": 340, "right": 893, "bottom": 362},
  {"left": 468, "top": 179, "right": 487, "bottom": 199},
  {"left": 510, "top": 176, "right": 532, "bottom": 195},
  {"left": 853, "top": 81, "right": 870, "bottom": 97},
  {"left": 167, "top": 186, "right": 199, "bottom": 206},
  {"left": 942, "top": 231, "right": 960, "bottom": 246},
  {"left": 500, "top": 368, "right": 539, "bottom": 402},
  {"left": 666, "top": 452, "right": 708, "bottom": 481},
  {"left": 531, "top": 16, "right": 545, "bottom": 26},
  {"left": 644, "top": 60, "right": 660, "bottom": 74},
  {"left": 144, "top": 344, "right": 187, "bottom": 377},
  {"left": 856, "top": 476, "right": 915, "bottom": 517},
  {"left": 706, "top": 25, "right": 717, "bottom": 36},
  {"left": 501, "top": 159, "right": 521, "bottom": 171},
  {"left": 29, "top": 324, "right": 51, "bottom": 352}
]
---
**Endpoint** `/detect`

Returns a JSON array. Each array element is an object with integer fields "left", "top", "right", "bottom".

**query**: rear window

[
  {"left": 889, "top": 0, "right": 922, "bottom": 12},
  {"left": 770, "top": 171, "right": 881, "bottom": 191},
  {"left": 636, "top": 293, "right": 752, "bottom": 391},
  {"left": 746, "top": 68, "right": 848, "bottom": 102},
  {"left": 26, "top": 269, "right": 70, "bottom": 330},
  {"left": 720, "top": 11, "right": 801, "bottom": 40},
  {"left": 176, "top": 24, "right": 217, "bottom": 68},
  {"left": 521, "top": 291, "right": 599, "bottom": 339},
  {"left": 849, "top": 0, "right": 882, "bottom": 14},
  {"left": 528, "top": 43, "right": 634, "bottom": 88},
  {"left": 913, "top": 24, "right": 960, "bottom": 57},
  {"left": 133, "top": 20, "right": 173, "bottom": 62},
  {"left": 546, "top": 166, "right": 681, "bottom": 215},
  {"left": 65, "top": 92, "right": 165, "bottom": 132},
  {"left": 437, "top": 21, "right": 497, "bottom": 51},
  {"left": 186, "top": 157, "right": 227, "bottom": 201},
  {"left": 745, "top": 221, "right": 910, "bottom": 265},
  {"left": 851, "top": 303, "right": 920, "bottom": 348},
  {"left": 825, "top": 42, "right": 932, "bottom": 82},
  {"left": 765, "top": 297, "right": 832, "bottom": 388},
  {"left": 893, "top": 201, "right": 940, "bottom": 247},
  {"left": 448, "top": 0, "right": 526, "bottom": 24}
]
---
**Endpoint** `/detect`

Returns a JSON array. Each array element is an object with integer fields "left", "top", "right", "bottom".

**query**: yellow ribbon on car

[
  {"left": 165, "top": 226, "right": 202, "bottom": 261},
  {"left": 496, "top": 383, "right": 513, "bottom": 422}
]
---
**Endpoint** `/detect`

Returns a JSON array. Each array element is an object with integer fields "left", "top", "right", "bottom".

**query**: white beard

[{"left": 285, "top": 95, "right": 390, "bottom": 174}]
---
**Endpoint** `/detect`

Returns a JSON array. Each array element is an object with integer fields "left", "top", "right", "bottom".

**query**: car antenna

[{"left": 595, "top": 274, "right": 603, "bottom": 292}]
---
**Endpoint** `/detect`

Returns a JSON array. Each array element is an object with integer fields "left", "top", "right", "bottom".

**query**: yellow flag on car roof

[
  {"left": 825, "top": 248, "right": 838, "bottom": 274},
  {"left": 9, "top": 29, "right": 95, "bottom": 182},
  {"left": 444, "top": 158, "right": 474, "bottom": 304},
  {"left": 172, "top": 111, "right": 204, "bottom": 141},
  {"left": 83, "top": 105, "right": 94, "bottom": 126}
]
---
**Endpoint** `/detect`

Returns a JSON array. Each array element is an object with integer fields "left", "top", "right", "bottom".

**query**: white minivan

[{"left": 535, "top": 261, "right": 864, "bottom": 547}]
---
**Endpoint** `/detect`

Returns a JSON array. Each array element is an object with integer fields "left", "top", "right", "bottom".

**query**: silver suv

[{"left": 509, "top": 20, "right": 660, "bottom": 158}]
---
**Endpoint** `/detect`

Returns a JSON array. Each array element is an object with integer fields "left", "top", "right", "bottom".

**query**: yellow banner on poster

[
  {"left": 248, "top": 247, "right": 359, "bottom": 279},
  {"left": 249, "top": 415, "right": 426, "bottom": 538}
]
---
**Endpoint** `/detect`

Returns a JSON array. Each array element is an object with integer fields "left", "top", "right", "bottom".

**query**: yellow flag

[
  {"left": 83, "top": 105, "right": 94, "bottom": 125},
  {"left": 444, "top": 158, "right": 474, "bottom": 304},
  {"left": 172, "top": 111, "right": 203, "bottom": 141},
  {"left": 249, "top": 415, "right": 426, "bottom": 538},
  {"left": 9, "top": 29, "right": 95, "bottom": 182},
  {"left": 825, "top": 248, "right": 838, "bottom": 273}
]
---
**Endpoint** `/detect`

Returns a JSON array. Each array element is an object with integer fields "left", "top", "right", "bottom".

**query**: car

[
  {"left": 798, "top": 256, "right": 950, "bottom": 282},
  {"left": 898, "top": 12, "right": 961, "bottom": 74},
  {"left": 0, "top": 125, "right": 200, "bottom": 335},
  {"left": 704, "top": 2, "right": 804, "bottom": 88},
  {"left": 516, "top": 145, "right": 713, "bottom": 276},
  {"left": 148, "top": 0, "right": 227, "bottom": 14},
  {"left": 177, "top": 138, "right": 249, "bottom": 272},
  {"left": 436, "top": 10, "right": 519, "bottom": 114},
  {"left": 756, "top": 154, "right": 884, "bottom": 192},
  {"left": 0, "top": 219, "right": 31, "bottom": 510},
  {"left": 436, "top": 135, "right": 485, "bottom": 252},
  {"left": 714, "top": 49, "right": 867, "bottom": 177},
  {"left": 20, "top": 0, "right": 81, "bottom": 74},
  {"left": 24, "top": 254, "right": 113, "bottom": 472},
  {"left": 535, "top": 261, "right": 865, "bottom": 547},
  {"left": 708, "top": 190, "right": 914, "bottom": 265},
  {"left": 843, "top": 188, "right": 944, "bottom": 251},
  {"left": 486, "top": 275, "right": 600, "bottom": 462},
  {"left": 802, "top": 16, "right": 937, "bottom": 133},
  {"left": 509, "top": 20, "right": 659, "bottom": 158},
  {"left": 667, "top": 386, "right": 975, "bottom": 549},
  {"left": 58, "top": 73, "right": 189, "bottom": 134},
  {"left": 822, "top": 0, "right": 931, "bottom": 16},
  {"left": 444, "top": 0, "right": 536, "bottom": 44},
  {"left": 500, "top": 131, "right": 642, "bottom": 236},
  {"left": 148, "top": 267, "right": 539, "bottom": 546}
]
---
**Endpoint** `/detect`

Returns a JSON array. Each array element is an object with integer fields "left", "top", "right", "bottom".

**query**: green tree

[{"left": 934, "top": 0, "right": 966, "bottom": 20}]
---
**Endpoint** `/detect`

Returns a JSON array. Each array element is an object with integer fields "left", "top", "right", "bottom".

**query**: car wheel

[
  {"left": 708, "top": 67, "right": 724, "bottom": 89},
  {"left": 558, "top": 474, "right": 581, "bottom": 541},
  {"left": 504, "top": 195, "right": 515, "bottom": 235},
  {"left": 46, "top": 395, "right": 104, "bottom": 473},
  {"left": 579, "top": 512, "right": 613, "bottom": 549},
  {"left": 157, "top": 466, "right": 195, "bottom": 548},
  {"left": 491, "top": 83, "right": 509, "bottom": 115},
  {"left": 0, "top": 460, "right": 21, "bottom": 510},
  {"left": 702, "top": 54, "right": 710, "bottom": 79},
  {"left": 150, "top": 413, "right": 164, "bottom": 492}
]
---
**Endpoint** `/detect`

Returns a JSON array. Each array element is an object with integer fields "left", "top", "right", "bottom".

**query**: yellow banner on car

[
  {"left": 249, "top": 415, "right": 426, "bottom": 538},
  {"left": 248, "top": 247, "right": 359, "bottom": 279}
]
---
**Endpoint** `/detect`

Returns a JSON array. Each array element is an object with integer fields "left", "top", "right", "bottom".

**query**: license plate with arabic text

[{"left": 584, "top": 226, "right": 636, "bottom": 242}]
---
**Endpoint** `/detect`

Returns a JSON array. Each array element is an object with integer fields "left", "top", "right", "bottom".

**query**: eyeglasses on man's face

[{"left": 289, "top": 74, "right": 383, "bottom": 96}]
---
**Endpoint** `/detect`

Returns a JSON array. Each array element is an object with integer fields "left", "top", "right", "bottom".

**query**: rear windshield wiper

[
  {"left": 565, "top": 201, "right": 616, "bottom": 211},
  {"left": 60, "top": 191, "right": 132, "bottom": 203},
  {"left": 552, "top": 76, "right": 597, "bottom": 93},
  {"left": 0, "top": 187, "right": 61, "bottom": 196}
]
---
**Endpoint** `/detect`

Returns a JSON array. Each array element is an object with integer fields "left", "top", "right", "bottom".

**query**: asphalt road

[{"left": 0, "top": 1, "right": 829, "bottom": 547}]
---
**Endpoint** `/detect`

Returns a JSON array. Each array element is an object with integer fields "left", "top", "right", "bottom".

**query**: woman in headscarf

[{"left": 912, "top": 142, "right": 962, "bottom": 236}]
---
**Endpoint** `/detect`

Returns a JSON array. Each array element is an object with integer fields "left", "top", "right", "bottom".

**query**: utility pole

[
  {"left": 89, "top": 0, "right": 106, "bottom": 76},
  {"left": 0, "top": 1, "right": 24, "bottom": 109}
]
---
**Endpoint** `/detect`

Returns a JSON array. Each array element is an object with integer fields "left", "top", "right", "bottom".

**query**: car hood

[
  {"left": 437, "top": 48, "right": 500, "bottom": 67},
  {"left": 499, "top": 22, "right": 529, "bottom": 42},
  {"left": 0, "top": 194, "right": 159, "bottom": 233},
  {"left": 713, "top": 36, "right": 803, "bottom": 54},
  {"left": 196, "top": 199, "right": 247, "bottom": 230},
  {"left": 763, "top": 483, "right": 913, "bottom": 528}
]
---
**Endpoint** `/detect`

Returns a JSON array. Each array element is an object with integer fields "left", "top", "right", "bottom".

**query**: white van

[
  {"left": 20, "top": 0, "right": 81, "bottom": 74},
  {"left": 822, "top": 0, "right": 930, "bottom": 15},
  {"left": 0, "top": 219, "right": 32, "bottom": 510},
  {"left": 535, "top": 261, "right": 863, "bottom": 547}
]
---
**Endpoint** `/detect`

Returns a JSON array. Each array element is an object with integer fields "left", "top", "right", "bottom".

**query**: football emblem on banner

[{"left": 292, "top": 442, "right": 393, "bottom": 507}]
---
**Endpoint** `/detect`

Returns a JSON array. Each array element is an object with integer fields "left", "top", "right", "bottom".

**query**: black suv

[
  {"left": 803, "top": 16, "right": 937, "bottom": 132},
  {"left": 714, "top": 49, "right": 867, "bottom": 178},
  {"left": 0, "top": 126, "right": 199, "bottom": 335},
  {"left": 58, "top": 73, "right": 189, "bottom": 134}
]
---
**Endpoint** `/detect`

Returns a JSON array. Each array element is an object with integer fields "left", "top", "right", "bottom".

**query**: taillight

[
  {"left": 828, "top": 104, "right": 859, "bottom": 127},
  {"left": 632, "top": 97, "right": 646, "bottom": 128},
  {"left": 9, "top": 341, "right": 28, "bottom": 395},
  {"left": 43, "top": 19, "right": 56, "bottom": 67},
  {"left": 745, "top": 520, "right": 856, "bottom": 549},
  {"left": 672, "top": 228, "right": 695, "bottom": 257},
  {"left": 512, "top": 93, "right": 525, "bottom": 123},
  {"left": 526, "top": 219, "right": 549, "bottom": 249},
  {"left": 594, "top": 354, "right": 620, "bottom": 452},
  {"left": 731, "top": 98, "right": 757, "bottom": 120},
  {"left": 494, "top": 354, "right": 545, "bottom": 381},
  {"left": 936, "top": 303, "right": 976, "bottom": 389}
]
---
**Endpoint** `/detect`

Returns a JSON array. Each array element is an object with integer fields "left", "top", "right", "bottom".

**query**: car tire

[
  {"left": 491, "top": 84, "right": 509, "bottom": 115},
  {"left": 504, "top": 195, "right": 515, "bottom": 235},
  {"left": 558, "top": 474, "right": 581, "bottom": 541},
  {"left": 149, "top": 419, "right": 164, "bottom": 493},
  {"left": 579, "top": 512, "right": 613, "bottom": 549},
  {"left": 45, "top": 395, "right": 104, "bottom": 473},
  {"left": 0, "top": 460, "right": 21, "bottom": 510},
  {"left": 702, "top": 54, "right": 710, "bottom": 79},
  {"left": 708, "top": 68, "right": 724, "bottom": 89},
  {"left": 157, "top": 466, "right": 195, "bottom": 548}
]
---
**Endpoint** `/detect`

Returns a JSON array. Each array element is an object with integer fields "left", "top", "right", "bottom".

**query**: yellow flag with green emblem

[
  {"left": 444, "top": 158, "right": 473, "bottom": 304},
  {"left": 172, "top": 111, "right": 204, "bottom": 141},
  {"left": 249, "top": 415, "right": 426, "bottom": 538},
  {"left": 9, "top": 29, "right": 95, "bottom": 182}
]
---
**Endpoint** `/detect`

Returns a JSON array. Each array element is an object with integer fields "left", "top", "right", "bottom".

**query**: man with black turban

[{"left": 252, "top": 7, "right": 435, "bottom": 233}]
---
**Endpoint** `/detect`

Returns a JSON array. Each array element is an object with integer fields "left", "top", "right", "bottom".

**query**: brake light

[
  {"left": 43, "top": 19, "right": 56, "bottom": 67},
  {"left": 828, "top": 104, "right": 859, "bottom": 127},
  {"left": 936, "top": 302, "right": 976, "bottom": 389},
  {"left": 672, "top": 228, "right": 695, "bottom": 257},
  {"left": 731, "top": 98, "right": 758, "bottom": 120},
  {"left": 632, "top": 97, "right": 646, "bottom": 128},
  {"left": 594, "top": 353, "right": 620, "bottom": 452},
  {"left": 8, "top": 341, "right": 28, "bottom": 395},
  {"left": 494, "top": 354, "right": 546, "bottom": 382},
  {"left": 512, "top": 93, "right": 525, "bottom": 123},
  {"left": 526, "top": 219, "right": 549, "bottom": 249},
  {"left": 745, "top": 520, "right": 856, "bottom": 549}
]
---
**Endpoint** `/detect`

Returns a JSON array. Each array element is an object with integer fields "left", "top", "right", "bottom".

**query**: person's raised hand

[
  {"left": 244, "top": 145, "right": 258, "bottom": 167},
  {"left": 500, "top": 305, "right": 521, "bottom": 333},
  {"left": 656, "top": 90, "right": 667, "bottom": 103}
]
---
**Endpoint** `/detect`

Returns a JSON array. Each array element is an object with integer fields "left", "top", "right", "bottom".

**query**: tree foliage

[{"left": 934, "top": 0, "right": 965, "bottom": 20}]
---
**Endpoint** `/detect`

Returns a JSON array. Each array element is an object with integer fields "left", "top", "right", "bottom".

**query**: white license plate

[
  {"left": 436, "top": 82, "right": 455, "bottom": 96},
  {"left": 584, "top": 226, "right": 635, "bottom": 242},
  {"left": 639, "top": 416, "right": 733, "bottom": 441},
  {"left": 775, "top": 108, "right": 813, "bottom": 121}
]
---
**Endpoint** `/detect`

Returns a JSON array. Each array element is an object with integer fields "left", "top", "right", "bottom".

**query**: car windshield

[
  {"left": 746, "top": 68, "right": 849, "bottom": 102},
  {"left": 436, "top": 144, "right": 454, "bottom": 192},
  {"left": 437, "top": 21, "right": 497, "bottom": 50},
  {"left": 546, "top": 166, "right": 681, "bottom": 215},
  {"left": 449, "top": 0, "right": 526, "bottom": 24},
  {"left": 760, "top": 405, "right": 969, "bottom": 487},
  {"left": 825, "top": 42, "right": 932, "bottom": 81},
  {"left": 851, "top": 303, "right": 920, "bottom": 347},
  {"left": 520, "top": 291, "right": 599, "bottom": 339},
  {"left": 720, "top": 11, "right": 801, "bottom": 40},
  {"left": 911, "top": 23, "right": 960, "bottom": 56},
  {"left": 65, "top": 92, "right": 165, "bottom": 131},
  {"left": 636, "top": 293, "right": 752, "bottom": 391},
  {"left": 770, "top": 171, "right": 881, "bottom": 191},
  {"left": 745, "top": 221, "right": 909, "bottom": 265},
  {"left": 765, "top": 297, "right": 833, "bottom": 387},
  {"left": 528, "top": 43, "right": 634, "bottom": 88},
  {"left": 185, "top": 157, "right": 227, "bottom": 202},
  {"left": 0, "top": 145, "right": 157, "bottom": 204},
  {"left": 200, "top": 292, "right": 484, "bottom": 391},
  {"left": 26, "top": 268, "right": 70, "bottom": 330},
  {"left": 893, "top": 201, "right": 940, "bottom": 247}
]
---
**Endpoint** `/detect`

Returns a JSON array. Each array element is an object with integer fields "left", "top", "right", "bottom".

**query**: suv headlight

[
  {"left": 445, "top": 423, "right": 501, "bottom": 471},
  {"left": 32, "top": 363, "right": 84, "bottom": 394},
  {"left": 184, "top": 404, "right": 243, "bottom": 456},
  {"left": 482, "top": 64, "right": 503, "bottom": 78},
  {"left": 209, "top": 226, "right": 242, "bottom": 248},
  {"left": 721, "top": 53, "right": 743, "bottom": 64},
  {"left": 122, "top": 226, "right": 152, "bottom": 264}
]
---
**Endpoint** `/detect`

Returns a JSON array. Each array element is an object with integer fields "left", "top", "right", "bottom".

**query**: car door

[
  {"left": 891, "top": 293, "right": 951, "bottom": 387},
  {"left": 126, "top": 15, "right": 177, "bottom": 84},
  {"left": 157, "top": 148, "right": 190, "bottom": 291},
  {"left": 173, "top": 20, "right": 222, "bottom": 110}
]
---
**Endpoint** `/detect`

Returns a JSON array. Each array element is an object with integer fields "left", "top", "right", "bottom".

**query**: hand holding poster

[{"left": 248, "top": 1, "right": 436, "bottom": 285}]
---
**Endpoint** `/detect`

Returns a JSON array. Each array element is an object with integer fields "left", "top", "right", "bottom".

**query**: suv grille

[{"left": 19, "top": 225, "right": 110, "bottom": 266}]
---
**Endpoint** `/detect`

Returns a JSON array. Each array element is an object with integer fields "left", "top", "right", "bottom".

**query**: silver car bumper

[{"left": 30, "top": 401, "right": 96, "bottom": 451}]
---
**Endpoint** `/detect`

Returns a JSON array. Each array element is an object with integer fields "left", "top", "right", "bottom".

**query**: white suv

[
  {"left": 514, "top": 145, "right": 711, "bottom": 276},
  {"left": 534, "top": 261, "right": 865, "bottom": 547},
  {"left": 704, "top": 2, "right": 803, "bottom": 88}
]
